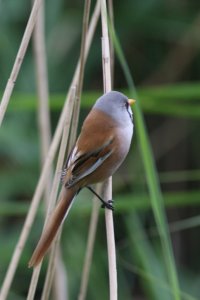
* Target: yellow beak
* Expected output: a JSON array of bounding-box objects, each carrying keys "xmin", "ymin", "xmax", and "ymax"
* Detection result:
[{"xmin": 128, "ymin": 99, "xmax": 136, "ymax": 106}]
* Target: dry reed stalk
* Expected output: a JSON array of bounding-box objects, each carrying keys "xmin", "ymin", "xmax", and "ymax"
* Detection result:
[
  {"xmin": 52, "ymin": 249, "xmax": 68, "ymax": 300},
  {"xmin": 27, "ymin": 87, "xmax": 76, "ymax": 300},
  {"xmin": 39, "ymin": 87, "xmax": 77, "ymax": 300},
  {"xmin": 27, "ymin": 265, "xmax": 42, "ymax": 300},
  {"xmin": 41, "ymin": 88, "xmax": 85, "ymax": 300},
  {"xmin": 78, "ymin": 1, "xmax": 115, "ymax": 298},
  {"xmin": 78, "ymin": 184, "xmax": 102, "ymax": 300},
  {"xmin": 40, "ymin": 1, "xmax": 92, "ymax": 297},
  {"xmin": 103, "ymin": 178, "xmax": 117, "ymax": 300},
  {"xmin": 100, "ymin": 0, "xmax": 118, "ymax": 299},
  {"xmin": 33, "ymin": 1, "xmax": 52, "ymax": 207},
  {"xmin": 41, "ymin": 236, "xmax": 62, "ymax": 300},
  {"xmin": 0, "ymin": 0, "xmax": 43, "ymax": 127},
  {"xmin": 108, "ymin": 0, "xmax": 114, "ymax": 85},
  {"xmin": 33, "ymin": 13, "xmax": 60, "ymax": 294},
  {"xmin": 0, "ymin": 3, "xmax": 100, "ymax": 298},
  {"xmin": 41, "ymin": 227, "xmax": 66, "ymax": 300},
  {"xmin": 67, "ymin": 0, "xmax": 91, "ymax": 155},
  {"xmin": 72, "ymin": 0, "xmax": 92, "ymax": 137}
]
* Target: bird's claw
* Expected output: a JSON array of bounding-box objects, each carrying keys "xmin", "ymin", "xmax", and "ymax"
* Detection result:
[{"xmin": 101, "ymin": 200, "xmax": 114, "ymax": 211}]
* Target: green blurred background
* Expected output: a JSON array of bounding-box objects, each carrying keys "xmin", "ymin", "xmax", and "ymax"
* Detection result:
[{"xmin": 0, "ymin": 0, "xmax": 200, "ymax": 299}]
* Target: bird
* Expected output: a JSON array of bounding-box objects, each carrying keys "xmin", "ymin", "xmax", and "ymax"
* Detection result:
[{"xmin": 29, "ymin": 91, "xmax": 135, "ymax": 267}]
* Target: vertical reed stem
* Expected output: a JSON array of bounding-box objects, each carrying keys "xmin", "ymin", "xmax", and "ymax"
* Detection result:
[
  {"xmin": 0, "ymin": 0, "xmax": 43, "ymax": 127},
  {"xmin": 33, "ymin": 1, "xmax": 52, "ymax": 206},
  {"xmin": 100, "ymin": 0, "xmax": 117, "ymax": 299},
  {"xmin": 78, "ymin": 184, "xmax": 102, "ymax": 300},
  {"xmin": 27, "ymin": 88, "xmax": 76, "ymax": 300},
  {"xmin": 40, "ymin": 0, "xmax": 92, "ymax": 297}
]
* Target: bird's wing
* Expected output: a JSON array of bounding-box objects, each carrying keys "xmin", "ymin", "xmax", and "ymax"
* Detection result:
[
  {"xmin": 64, "ymin": 137, "xmax": 114, "ymax": 188},
  {"xmin": 62, "ymin": 108, "xmax": 118, "ymax": 188}
]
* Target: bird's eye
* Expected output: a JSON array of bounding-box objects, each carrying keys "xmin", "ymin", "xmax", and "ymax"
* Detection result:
[
  {"xmin": 125, "ymin": 101, "xmax": 133, "ymax": 122},
  {"xmin": 125, "ymin": 102, "xmax": 129, "ymax": 109},
  {"xmin": 125, "ymin": 101, "xmax": 130, "ymax": 111}
]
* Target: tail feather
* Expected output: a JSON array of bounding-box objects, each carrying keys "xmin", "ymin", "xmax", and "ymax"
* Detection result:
[{"xmin": 28, "ymin": 188, "xmax": 76, "ymax": 268}]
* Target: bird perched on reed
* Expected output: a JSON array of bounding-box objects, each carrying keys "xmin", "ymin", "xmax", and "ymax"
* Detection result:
[{"xmin": 29, "ymin": 91, "xmax": 135, "ymax": 267}]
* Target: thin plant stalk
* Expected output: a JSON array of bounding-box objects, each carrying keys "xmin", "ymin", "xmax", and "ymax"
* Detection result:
[
  {"xmin": 52, "ymin": 249, "xmax": 68, "ymax": 300},
  {"xmin": 33, "ymin": 13, "xmax": 66, "ymax": 296},
  {"xmin": 40, "ymin": 94, "xmax": 81, "ymax": 299},
  {"xmin": 27, "ymin": 87, "xmax": 76, "ymax": 300},
  {"xmin": 27, "ymin": 265, "xmax": 42, "ymax": 300},
  {"xmin": 33, "ymin": 1, "xmax": 52, "ymax": 206},
  {"xmin": 40, "ymin": 1, "xmax": 92, "ymax": 297},
  {"xmin": 78, "ymin": 184, "xmax": 102, "ymax": 300},
  {"xmin": 39, "ymin": 87, "xmax": 76, "ymax": 300},
  {"xmin": 27, "ymin": 88, "xmax": 75, "ymax": 300},
  {"xmin": 100, "ymin": 0, "xmax": 117, "ymax": 299},
  {"xmin": 0, "ymin": 0, "xmax": 43, "ymax": 127},
  {"xmin": 78, "ymin": 1, "xmax": 116, "ymax": 299},
  {"xmin": 103, "ymin": 178, "xmax": 117, "ymax": 300},
  {"xmin": 71, "ymin": 0, "xmax": 92, "ymax": 140},
  {"xmin": 108, "ymin": 0, "xmax": 114, "ymax": 85},
  {"xmin": 109, "ymin": 23, "xmax": 180, "ymax": 300},
  {"xmin": 41, "ymin": 241, "xmax": 59, "ymax": 300},
  {"xmin": 41, "ymin": 226, "xmax": 63, "ymax": 300},
  {"xmin": 0, "ymin": 3, "xmax": 100, "ymax": 298}
]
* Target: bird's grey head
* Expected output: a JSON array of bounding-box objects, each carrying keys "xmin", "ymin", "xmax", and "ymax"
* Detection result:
[{"xmin": 94, "ymin": 91, "xmax": 134, "ymax": 126}]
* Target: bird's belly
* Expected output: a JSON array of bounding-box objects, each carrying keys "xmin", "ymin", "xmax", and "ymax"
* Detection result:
[
  {"xmin": 117, "ymin": 125, "xmax": 133, "ymax": 158},
  {"xmin": 112, "ymin": 124, "xmax": 133, "ymax": 169}
]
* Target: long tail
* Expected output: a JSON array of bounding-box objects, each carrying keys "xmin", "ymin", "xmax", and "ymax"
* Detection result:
[{"xmin": 28, "ymin": 188, "xmax": 76, "ymax": 268}]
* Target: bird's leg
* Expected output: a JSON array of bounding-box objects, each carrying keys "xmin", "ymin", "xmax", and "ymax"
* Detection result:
[{"xmin": 87, "ymin": 186, "xmax": 114, "ymax": 211}]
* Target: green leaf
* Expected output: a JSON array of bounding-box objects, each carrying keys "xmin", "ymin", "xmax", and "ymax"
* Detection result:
[{"xmin": 109, "ymin": 22, "xmax": 181, "ymax": 300}]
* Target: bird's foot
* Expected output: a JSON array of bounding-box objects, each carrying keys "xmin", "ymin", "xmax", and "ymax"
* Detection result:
[
  {"xmin": 101, "ymin": 199, "xmax": 114, "ymax": 211},
  {"xmin": 87, "ymin": 186, "xmax": 114, "ymax": 211}
]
